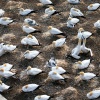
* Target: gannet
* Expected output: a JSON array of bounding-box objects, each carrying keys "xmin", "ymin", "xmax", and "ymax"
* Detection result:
[
  {"xmin": 34, "ymin": 95, "xmax": 50, "ymax": 100},
  {"xmin": 39, "ymin": 0, "xmax": 53, "ymax": 5},
  {"xmin": 67, "ymin": 0, "xmax": 80, "ymax": 4},
  {"xmin": 94, "ymin": 20, "xmax": 100, "ymax": 29}
]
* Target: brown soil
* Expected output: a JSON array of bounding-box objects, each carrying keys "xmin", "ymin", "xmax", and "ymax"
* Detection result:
[{"xmin": 0, "ymin": 0, "xmax": 100, "ymax": 100}]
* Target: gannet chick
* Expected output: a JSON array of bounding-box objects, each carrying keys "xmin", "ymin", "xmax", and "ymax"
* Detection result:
[
  {"xmin": 22, "ymin": 24, "xmax": 37, "ymax": 34},
  {"xmin": 39, "ymin": 0, "xmax": 53, "ymax": 5},
  {"xmin": 26, "ymin": 66, "xmax": 42, "ymax": 76},
  {"xmin": 48, "ymin": 26, "xmax": 65, "ymax": 35},
  {"xmin": 67, "ymin": 0, "xmax": 80, "ymax": 4},
  {"xmin": 71, "ymin": 39, "xmax": 82, "ymax": 59},
  {"xmin": 87, "ymin": 90, "xmax": 100, "ymax": 99},
  {"xmin": 74, "ymin": 59, "xmax": 90, "ymax": 69},
  {"xmin": 94, "ymin": 20, "xmax": 100, "ymax": 29},
  {"xmin": 46, "ymin": 57, "xmax": 57, "ymax": 67},
  {"xmin": 81, "ymin": 39, "xmax": 93, "ymax": 56},
  {"xmin": 70, "ymin": 8, "xmax": 84, "ymax": 17},
  {"xmin": 24, "ymin": 50, "xmax": 40, "ymax": 59},
  {"xmin": 51, "ymin": 66, "xmax": 66, "ymax": 74},
  {"xmin": 24, "ymin": 18, "xmax": 38, "ymax": 26},
  {"xmin": 21, "ymin": 34, "xmax": 39, "ymax": 46},
  {"xmin": 0, "ymin": 80, "xmax": 10, "ymax": 92},
  {"xmin": 45, "ymin": 6, "xmax": 56, "ymax": 16},
  {"xmin": 0, "ymin": 43, "xmax": 5, "ymax": 57},
  {"xmin": 88, "ymin": 3, "xmax": 100, "ymax": 11},
  {"xmin": 77, "ymin": 28, "xmax": 92, "ymax": 39},
  {"xmin": 19, "ymin": 8, "xmax": 34, "ymax": 16},
  {"xmin": 22, "ymin": 84, "xmax": 39, "ymax": 92},
  {"xmin": 34, "ymin": 95, "xmax": 50, "ymax": 100},
  {"xmin": 79, "ymin": 72, "xmax": 96, "ymax": 81},
  {"xmin": 0, "ymin": 63, "xmax": 13, "ymax": 71},
  {"xmin": 0, "ymin": 68, "xmax": 16, "ymax": 78},
  {"xmin": 0, "ymin": 9, "xmax": 5, "ymax": 16},
  {"xmin": 0, "ymin": 17, "xmax": 13, "ymax": 25},
  {"xmin": 48, "ymin": 71, "xmax": 64, "ymax": 80},
  {"xmin": 52, "ymin": 38, "xmax": 66, "ymax": 47},
  {"xmin": 67, "ymin": 17, "xmax": 79, "ymax": 28},
  {"xmin": 3, "ymin": 44, "xmax": 16, "ymax": 52}
]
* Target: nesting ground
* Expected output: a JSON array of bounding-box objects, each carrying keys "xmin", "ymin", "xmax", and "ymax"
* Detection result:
[{"xmin": 0, "ymin": 0, "xmax": 100, "ymax": 100}]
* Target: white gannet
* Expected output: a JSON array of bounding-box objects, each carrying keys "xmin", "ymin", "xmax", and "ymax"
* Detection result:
[
  {"xmin": 0, "ymin": 43, "xmax": 5, "ymax": 57},
  {"xmin": 77, "ymin": 28, "xmax": 92, "ymax": 39},
  {"xmin": 21, "ymin": 34, "xmax": 39, "ymax": 46},
  {"xmin": 67, "ymin": 17, "xmax": 79, "ymax": 28},
  {"xmin": 70, "ymin": 8, "xmax": 84, "ymax": 17},
  {"xmin": 24, "ymin": 18, "xmax": 38, "ymax": 26},
  {"xmin": 67, "ymin": 0, "xmax": 80, "ymax": 4},
  {"xmin": 24, "ymin": 50, "xmax": 40, "ymax": 59},
  {"xmin": 34, "ymin": 95, "xmax": 50, "ymax": 100},
  {"xmin": 19, "ymin": 8, "xmax": 34, "ymax": 16},
  {"xmin": 26, "ymin": 66, "xmax": 42, "ymax": 76},
  {"xmin": 48, "ymin": 26, "xmax": 64, "ymax": 35},
  {"xmin": 52, "ymin": 38, "xmax": 66, "ymax": 47},
  {"xmin": 51, "ymin": 66, "xmax": 66, "ymax": 74},
  {"xmin": 0, "ymin": 9, "xmax": 5, "ymax": 16},
  {"xmin": 46, "ymin": 57, "xmax": 57, "ymax": 67},
  {"xmin": 79, "ymin": 72, "xmax": 96, "ymax": 81},
  {"xmin": 22, "ymin": 84, "xmax": 39, "ymax": 92},
  {"xmin": 39, "ymin": 0, "xmax": 53, "ymax": 5},
  {"xmin": 0, "ymin": 63, "xmax": 13, "ymax": 71},
  {"xmin": 0, "ymin": 80, "xmax": 10, "ymax": 92},
  {"xmin": 48, "ymin": 71, "xmax": 64, "ymax": 80},
  {"xmin": 0, "ymin": 68, "xmax": 15, "ymax": 78},
  {"xmin": 22, "ymin": 24, "xmax": 37, "ymax": 34},
  {"xmin": 81, "ymin": 39, "xmax": 93, "ymax": 56},
  {"xmin": 94, "ymin": 20, "xmax": 100, "ymax": 29},
  {"xmin": 88, "ymin": 3, "xmax": 100, "ymax": 11},
  {"xmin": 3, "ymin": 44, "xmax": 16, "ymax": 52},
  {"xmin": 45, "ymin": 6, "xmax": 56, "ymax": 16},
  {"xmin": 0, "ymin": 17, "xmax": 13, "ymax": 25},
  {"xmin": 74, "ymin": 59, "xmax": 90, "ymax": 69},
  {"xmin": 87, "ymin": 90, "xmax": 100, "ymax": 99},
  {"xmin": 71, "ymin": 39, "xmax": 82, "ymax": 59}
]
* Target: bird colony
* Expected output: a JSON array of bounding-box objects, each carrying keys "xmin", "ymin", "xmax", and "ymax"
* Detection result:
[{"xmin": 0, "ymin": 0, "xmax": 100, "ymax": 100}]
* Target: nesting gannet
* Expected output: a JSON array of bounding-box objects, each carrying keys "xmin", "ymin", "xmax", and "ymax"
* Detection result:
[
  {"xmin": 51, "ymin": 66, "xmax": 66, "ymax": 74},
  {"xmin": 0, "ymin": 43, "xmax": 5, "ymax": 57},
  {"xmin": 48, "ymin": 26, "xmax": 64, "ymax": 35},
  {"xmin": 67, "ymin": 17, "xmax": 79, "ymax": 28},
  {"xmin": 45, "ymin": 6, "xmax": 56, "ymax": 16},
  {"xmin": 79, "ymin": 72, "xmax": 96, "ymax": 81},
  {"xmin": 3, "ymin": 44, "xmax": 16, "ymax": 52},
  {"xmin": 67, "ymin": 0, "xmax": 80, "ymax": 4},
  {"xmin": 81, "ymin": 39, "xmax": 93, "ymax": 56},
  {"xmin": 0, "ymin": 9, "xmax": 5, "ymax": 16},
  {"xmin": 22, "ymin": 84, "xmax": 39, "ymax": 92},
  {"xmin": 34, "ymin": 95, "xmax": 50, "ymax": 100},
  {"xmin": 0, "ymin": 63, "xmax": 13, "ymax": 71},
  {"xmin": 24, "ymin": 18, "xmax": 38, "ymax": 26},
  {"xmin": 77, "ymin": 28, "xmax": 92, "ymax": 39},
  {"xmin": 70, "ymin": 8, "xmax": 84, "ymax": 17},
  {"xmin": 26, "ymin": 66, "xmax": 42, "ymax": 76},
  {"xmin": 88, "ymin": 3, "xmax": 100, "ymax": 11},
  {"xmin": 0, "ymin": 80, "xmax": 10, "ymax": 92},
  {"xmin": 19, "ymin": 8, "xmax": 34, "ymax": 16},
  {"xmin": 22, "ymin": 24, "xmax": 37, "ymax": 34},
  {"xmin": 21, "ymin": 34, "xmax": 39, "ymax": 46},
  {"xmin": 52, "ymin": 38, "xmax": 66, "ymax": 47},
  {"xmin": 0, "ymin": 17, "xmax": 13, "ymax": 25},
  {"xmin": 46, "ymin": 57, "xmax": 57, "ymax": 67},
  {"xmin": 24, "ymin": 50, "xmax": 40, "ymax": 59},
  {"xmin": 48, "ymin": 71, "xmax": 64, "ymax": 80},
  {"xmin": 74, "ymin": 59, "xmax": 90, "ymax": 69},
  {"xmin": 94, "ymin": 20, "xmax": 100, "ymax": 29},
  {"xmin": 71, "ymin": 39, "xmax": 81, "ymax": 59},
  {"xmin": 87, "ymin": 90, "xmax": 100, "ymax": 99},
  {"xmin": 0, "ymin": 68, "xmax": 15, "ymax": 78},
  {"xmin": 39, "ymin": 0, "xmax": 53, "ymax": 5}
]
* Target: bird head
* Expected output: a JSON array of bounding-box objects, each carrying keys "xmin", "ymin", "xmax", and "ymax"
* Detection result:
[
  {"xmin": 89, "ymin": 4, "xmax": 93, "ymax": 7},
  {"xmin": 77, "ymin": 61, "xmax": 82, "ymax": 64},
  {"xmin": 48, "ymin": 26, "xmax": 52, "ymax": 30},
  {"xmin": 2, "ymin": 17, "xmax": 8, "ymax": 21},
  {"xmin": 27, "ymin": 34, "xmax": 33, "ymax": 38},
  {"xmin": 89, "ymin": 91, "xmax": 93, "ymax": 96},
  {"xmin": 73, "ymin": 8, "xmax": 78, "ymax": 12},
  {"xmin": 0, "ymin": 68, "xmax": 4, "ymax": 72},
  {"xmin": 49, "ymin": 6, "xmax": 54, "ymax": 10},
  {"xmin": 27, "ymin": 66, "xmax": 32, "ymax": 70},
  {"xmin": 68, "ymin": 17, "xmax": 72, "ymax": 20},
  {"xmin": 56, "ymin": 66, "xmax": 59, "ymax": 69},
  {"xmin": 79, "ymin": 28, "xmax": 84, "ymax": 32},
  {"xmin": 79, "ymin": 72, "xmax": 84, "ymax": 75},
  {"xmin": 25, "ymin": 85, "xmax": 28, "ymax": 89},
  {"xmin": 24, "ymin": 50, "xmax": 30, "ymax": 55},
  {"xmin": 20, "ymin": 8, "xmax": 24, "ymax": 11},
  {"xmin": 53, "ymin": 72, "xmax": 57, "ymax": 75},
  {"xmin": 3, "ymin": 63, "xmax": 7, "ymax": 67}
]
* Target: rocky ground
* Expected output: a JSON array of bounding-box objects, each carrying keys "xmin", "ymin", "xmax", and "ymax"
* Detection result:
[{"xmin": 0, "ymin": 0, "xmax": 100, "ymax": 100}]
